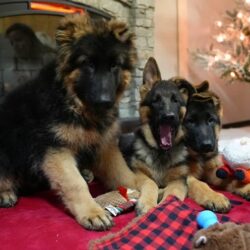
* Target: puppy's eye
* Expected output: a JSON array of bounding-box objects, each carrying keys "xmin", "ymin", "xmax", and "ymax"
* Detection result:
[
  {"xmin": 76, "ymin": 55, "xmax": 87, "ymax": 65},
  {"xmin": 87, "ymin": 62, "xmax": 95, "ymax": 71},
  {"xmin": 208, "ymin": 117, "xmax": 216, "ymax": 124},
  {"xmin": 77, "ymin": 55, "xmax": 94, "ymax": 70},
  {"xmin": 153, "ymin": 94, "xmax": 161, "ymax": 103},
  {"xmin": 171, "ymin": 95, "xmax": 178, "ymax": 103},
  {"xmin": 110, "ymin": 63, "xmax": 121, "ymax": 72},
  {"xmin": 186, "ymin": 118, "xmax": 195, "ymax": 125}
]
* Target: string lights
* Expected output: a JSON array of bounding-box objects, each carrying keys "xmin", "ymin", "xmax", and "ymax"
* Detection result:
[{"xmin": 192, "ymin": 0, "xmax": 250, "ymax": 83}]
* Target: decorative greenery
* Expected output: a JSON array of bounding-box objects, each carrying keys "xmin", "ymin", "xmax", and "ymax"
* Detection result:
[{"xmin": 192, "ymin": 0, "xmax": 250, "ymax": 83}]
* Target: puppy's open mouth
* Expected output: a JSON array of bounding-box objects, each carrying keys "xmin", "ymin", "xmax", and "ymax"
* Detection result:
[{"xmin": 159, "ymin": 124, "xmax": 175, "ymax": 150}]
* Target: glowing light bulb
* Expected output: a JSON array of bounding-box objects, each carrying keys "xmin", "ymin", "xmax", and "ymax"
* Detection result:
[
  {"xmin": 237, "ymin": 12, "xmax": 243, "ymax": 19},
  {"xmin": 224, "ymin": 53, "xmax": 232, "ymax": 61},
  {"xmin": 230, "ymin": 72, "xmax": 236, "ymax": 78},
  {"xmin": 240, "ymin": 33, "xmax": 245, "ymax": 41},
  {"xmin": 216, "ymin": 21, "xmax": 223, "ymax": 27},
  {"xmin": 208, "ymin": 61, "xmax": 213, "ymax": 68},
  {"xmin": 214, "ymin": 55, "xmax": 220, "ymax": 61},
  {"xmin": 216, "ymin": 34, "xmax": 225, "ymax": 43}
]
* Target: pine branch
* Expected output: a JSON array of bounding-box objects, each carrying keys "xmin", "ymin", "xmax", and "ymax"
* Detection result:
[{"xmin": 191, "ymin": 0, "xmax": 250, "ymax": 83}]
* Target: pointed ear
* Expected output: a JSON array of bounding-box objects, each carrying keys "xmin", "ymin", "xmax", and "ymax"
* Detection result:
[
  {"xmin": 108, "ymin": 20, "xmax": 134, "ymax": 43},
  {"xmin": 211, "ymin": 94, "xmax": 223, "ymax": 119},
  {"xmin": 192, "ymin": 92, "xmax": 223, "ymax": 119},
  {"xmin": 140, "ymin": 57, "xmax": 161, "ymax": 100},
  {"xmin": 173, "ymin": 78, "xmax": 196, "ymax": 103},
  {"xmin": 195, "ymin": 80, "xmax": 209, "ymax": 93},
  {"xmin": 143, "ymin": 57, "xmax": 162, "ymax": 88},
  {"xmin": 55, "ymin": 14, "xmax": 92, "ymax": 46}
]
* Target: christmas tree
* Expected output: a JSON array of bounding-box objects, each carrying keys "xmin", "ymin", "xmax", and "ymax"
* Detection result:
[{"xmin": 192, "ymin": 0, "xmax": 250, "ymax": 83}]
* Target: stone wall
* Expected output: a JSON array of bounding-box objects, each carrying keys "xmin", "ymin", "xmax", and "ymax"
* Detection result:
[{"xmin": 72, "ymin": 0, "xmax": 155, "ymax": 117}]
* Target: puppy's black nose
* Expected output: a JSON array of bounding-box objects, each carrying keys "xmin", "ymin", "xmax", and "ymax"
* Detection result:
[
  {"xmin": 94, "ymin": 100, "xmax": 114, "ymax": 109},
  {"xmin": 93, "ymin": 94, "xmax": 114, "ymax": 109},
  {"xmin": 161, "ymin": 113, "xmax": 176, "ymax": 122},
  {"xmin": 200, "ymin": 140, "xmax": 213, "ymax": 152}
]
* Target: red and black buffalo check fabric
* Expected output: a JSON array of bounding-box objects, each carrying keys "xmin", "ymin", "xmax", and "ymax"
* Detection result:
[{"xmin": 90, "ymin": 196, "xmax": 229, "ymax": 250}]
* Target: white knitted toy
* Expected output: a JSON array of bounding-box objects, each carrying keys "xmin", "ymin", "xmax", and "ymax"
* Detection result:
[{"xmin": 216, "ymin": 137, "xmax": 250, "ymax": 183}]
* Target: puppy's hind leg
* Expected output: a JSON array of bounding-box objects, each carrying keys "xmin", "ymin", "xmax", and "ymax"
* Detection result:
[
  {"xmin": 0, "ymin": 179, "xmax": 17, "ymax": 207},
  {"xmin": 0, "ymin": 153, "xmax": 18, "ymax": 207}
]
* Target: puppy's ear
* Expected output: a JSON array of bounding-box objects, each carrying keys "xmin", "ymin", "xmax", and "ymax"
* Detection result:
[
  {"xmin": 56, "ymin": 17, "xmax": 75, "ymax": 46},
  {"xmin": 192, "ymin": 92, "xmax": 223, "ymax": 119},
  {"xmin": 143, "ymin": 57, "xmax": 162, "ymax": 87},
  {"xmin": 55, "ymin": 14, "xmax": 93, "ymax": 80},
  {"xmin": 56, "ymin": 14, "xmax": 92, "ymax": 46},
  {"xmin": 195, "ymin": 80, "xmax": 209, "ymax": 93},
  {"xmin": 173, "ymin": 78, "xmax": 196, "ymax": 103},
  {"xmin": 108, "ymin": 20, "xmax": 137, "ymax": 68},
  {"xmin": 211, "ymin": 94, "xmax": 223, "ymax": 119},
  {"xmin": 140, "ymin": 57, "xmax": 161, "ymax": 100},
  {"xmin": 109, "ymin": 20, "xmax": 134, "ymax": 43}
]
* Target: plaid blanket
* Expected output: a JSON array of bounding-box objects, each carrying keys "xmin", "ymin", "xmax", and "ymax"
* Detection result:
[{"xmin": 90, "ymin": 196, "xmax": 229, "ymax": 250}]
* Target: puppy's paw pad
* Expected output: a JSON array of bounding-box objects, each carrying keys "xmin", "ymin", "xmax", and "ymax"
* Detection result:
[{"xmin": 0, "ymin": 190, "xmax": 17, "ymax": 208}]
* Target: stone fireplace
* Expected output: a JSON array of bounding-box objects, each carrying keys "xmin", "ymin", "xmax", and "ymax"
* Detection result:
[{"xmin": 0, "ymin": 0, "xmax": 155, "ymax": 118}]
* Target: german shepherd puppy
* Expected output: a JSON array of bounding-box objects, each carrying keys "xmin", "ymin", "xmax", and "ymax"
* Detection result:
[
  {"xmin": 183, "ymin": 81, "xmax": 231, "ymax": 212},
  {"xmin": 0, "ymin": 14, "xmax": 158, "ymax": 231},
  {"xmin": 184, "ymin": 82, "xmax": 250, "ymax": 210},
  {"xmin": 129, "ymin": 58, "xmax": 195, "ymax": 204}
]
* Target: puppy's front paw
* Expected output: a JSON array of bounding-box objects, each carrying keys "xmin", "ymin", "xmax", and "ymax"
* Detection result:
[
  {"xmin": 160, "ymin": 183, "xmax": 187, "ymax": 203},
  {"xmin": 0, "ymin": 190, "xmax": 17, "ymax": 208},
  {"xmin": 233, "ymin": 183, "xmax": 250, "ymax": 201},
  {"xmin": 136, "ymin": 196, "xmax": 157, "ymax": 216},
  {"xmin": 203, "ymin": 193, "xmax": 231, "ymax": 213},
  {"xmin": 78, "ymin": 204, "xmax": 113, "ymax": 231}
]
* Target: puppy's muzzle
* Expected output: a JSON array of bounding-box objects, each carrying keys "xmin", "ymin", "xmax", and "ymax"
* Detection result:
[
  {"xmin": 93, "ymin": 93, "xmax": 114, "ymax": 109},
  {"xmin": 200, "ymin": 139, "xmax": 214, "ymax": 153}
]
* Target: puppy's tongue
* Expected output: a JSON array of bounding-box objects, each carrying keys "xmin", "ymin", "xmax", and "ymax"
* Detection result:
[{"xmin": 159, "ymin": 125, "xmax": 172, "ymax": 150}]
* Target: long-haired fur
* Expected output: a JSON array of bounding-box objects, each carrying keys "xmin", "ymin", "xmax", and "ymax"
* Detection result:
[{"xmin": 0, "ymin": 14, "xmax": 141, "ymax": 231}]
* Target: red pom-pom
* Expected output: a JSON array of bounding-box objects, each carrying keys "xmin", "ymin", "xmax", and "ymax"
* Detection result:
[{"xmin": 118, "ymin": 186, "xmax": 128, "ymax": 200}]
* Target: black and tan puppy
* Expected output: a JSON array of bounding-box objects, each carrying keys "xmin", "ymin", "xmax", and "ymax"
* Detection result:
[
  {"xmin": 0, "ymin": 14, "xmax": 158, "ymax": 231},
  {"xmin": 184, "ymin": 82, "xmax": 250, "ymax": 209},
  {"xmin": 129, "ymin": 58, "xmax": 195, "ymax": 205},
  {"xmin": 182, "ymin": 81, "xmax": 231, "ymax": 212}
]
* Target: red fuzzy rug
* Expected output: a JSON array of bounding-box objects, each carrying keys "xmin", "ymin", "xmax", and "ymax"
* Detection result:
[{"xmin": 1, "ymin": 181, "xmax": 250, "ymax": 250}]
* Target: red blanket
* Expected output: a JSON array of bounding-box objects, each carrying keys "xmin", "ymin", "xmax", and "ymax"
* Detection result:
[
  {"xmin": 1, "ymin": 182, "xmax": 250, "ymax": 250},
  {"xmin": 90, "ymin": 196, "xmax": 231, "ymax": 250}
]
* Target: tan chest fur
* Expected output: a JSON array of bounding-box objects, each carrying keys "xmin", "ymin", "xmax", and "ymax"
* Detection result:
[
  {"xmin": 151, "ymin": 163, "xmax": 189, "ymax": 188},
  {"xmin": 51, "ymin": 121, "xmax": 119, "ymax": 152},
  {"xmin": 189, "ymin": 154, "xmax": 223, "ymax": 183},
  {"xmin": 132, "ymin": 138, "xmax": 188, "ymax": 188}
]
